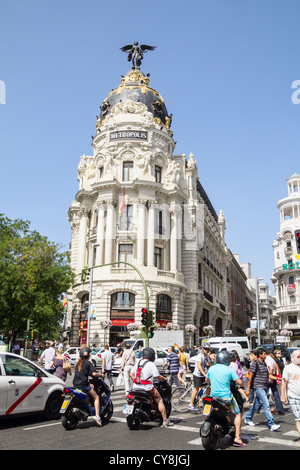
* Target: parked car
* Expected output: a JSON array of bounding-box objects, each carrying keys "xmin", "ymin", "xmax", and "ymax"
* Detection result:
[
  {"xmin": 0, "ymin": 352, "xmax": 64, "ymax": 419},
  {"xmin": 63, "ymin": 347, "xmax": 81, "ymax": 366},
  {"xmin": 90, "ymin": 347, "xmax": 118, "ymax": 367}
]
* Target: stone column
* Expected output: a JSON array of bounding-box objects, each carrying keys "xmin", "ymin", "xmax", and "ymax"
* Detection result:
[
  {"xmin": 137, "ymin": 201, "xmax": 146, "ymax": 266},
  {"xmin": 77, "ymin": 207, "xmax": 88, "ymax": 272},
  {"xmin": 147, "ymin": 202, "xmax": 155, "ymax": 266},
  {"xmin": 105, "ymin": 201, "xmax": 115, "ymax": 264},
  {"xmin": 96, "ymin": 202, "xmax": 105, "ymax": 266},
  {"xmin": 170, "ymin": 207, "xmax": 178, "ymax": 272}
]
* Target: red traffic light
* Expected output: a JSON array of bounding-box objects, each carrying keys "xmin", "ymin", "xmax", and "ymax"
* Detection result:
[{"xmin": 141, "ymin": 307, "xmax": 148, "ymax": 314}]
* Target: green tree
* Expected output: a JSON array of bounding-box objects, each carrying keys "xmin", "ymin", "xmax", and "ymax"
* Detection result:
[{"xmin": 0, "ymin": 214, "xmax": 75, "ymax": 343}]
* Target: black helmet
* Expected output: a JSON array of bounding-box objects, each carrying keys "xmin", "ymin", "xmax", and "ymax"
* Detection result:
[
  {"xmin": 216, "ymin": 350, "xmax": 231, "ymax": 366},
  {"xmin": 79, "ymin": 347, "xmax": 91, "ymax": 359},
  {"xmin": 143, "ymin": 347, "xmax": 155, "ymax": 362}
]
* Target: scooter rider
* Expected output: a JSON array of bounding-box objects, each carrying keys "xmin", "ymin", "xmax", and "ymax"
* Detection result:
[
  {"xmin": 73, "ymin": 347, "xmax": 103, "ymax": 427},
  {"xmin": 205, "ymin": 350, "xmax": 246, "ymax": 447},
  {"xmin": 130, "ymin": 347, "xmax": 174, "ymax": 427}
]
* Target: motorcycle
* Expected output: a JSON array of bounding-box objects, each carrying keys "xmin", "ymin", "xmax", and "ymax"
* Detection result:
[
  {"xmin": 123, "ymin": 375, "xmax": 172, "ymax": 430},
  {"xmin": 200, "ymin": 382, "xmax": 244, "ymax": 450},
  {"xmin": 60, "ymin": 376, "xmax": 113, "ymax": 430}
]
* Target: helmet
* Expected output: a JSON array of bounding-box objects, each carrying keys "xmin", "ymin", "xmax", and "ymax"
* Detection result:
[
  {"xmin": 79, "ymin": 347, "xmax": 91, "ymax": 359},
  {"xmin": 216, "ymin": 350, "xmax": 231, "ymax": 366},
  {"xmin": 143, "ymin": 347, "xmax": 155, "ymax": 362}
]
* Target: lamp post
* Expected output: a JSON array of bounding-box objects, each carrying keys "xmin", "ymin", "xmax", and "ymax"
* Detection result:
[{"xmin": 256, "ymin": 277, "xmax": 263, "ymax": 346}]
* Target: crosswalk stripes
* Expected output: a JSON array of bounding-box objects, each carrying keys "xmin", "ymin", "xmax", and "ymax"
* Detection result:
[{"xmin": 111, "ymin": 388, "xmax": 300, "ymax": 449}]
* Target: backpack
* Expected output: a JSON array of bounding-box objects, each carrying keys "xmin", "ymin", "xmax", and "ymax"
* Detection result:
[{"xmin": 133, "ymin": 359, "xmax": 152, "ymax": 385}]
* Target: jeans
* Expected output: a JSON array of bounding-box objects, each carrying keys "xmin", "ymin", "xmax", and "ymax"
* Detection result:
[
  {"xmin": 268, "ymin": 381, "xmax": 285, "ymax": 413},
  {"xmin": 246, "ymin": 387, "xmax": 275, "ymax": 428},
  {"xmin": 104, "ymin": 370, "xmax": 114, "ymax": 388}
]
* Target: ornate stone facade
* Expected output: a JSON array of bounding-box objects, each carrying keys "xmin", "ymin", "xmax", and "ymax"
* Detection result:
[{"xmin": 66, "ymin": 68, "xmax": 231, "ymax": 346}]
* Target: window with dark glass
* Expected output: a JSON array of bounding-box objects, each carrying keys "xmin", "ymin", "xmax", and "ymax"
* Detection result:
[
  {"xmin": 119, "ymin": 204, "xmax": 133, "ymax": 230},
  {"xmin": 118, "ymin": 244, "xmax": 133, "ymax": 264},
  {"xmin": 111, "ymin": 292, "xmax": 135, "ymax": 309},
  {"xmin": 123, "ymin": 162, "xmax": 133, "ymax": 181},
  {"xmin": 155, "ymin": 165, "xmax": 162, "ymax": 183},
  {"xmin": 154, "ymin": 247, "xmax": 162, "ymax": 270}
]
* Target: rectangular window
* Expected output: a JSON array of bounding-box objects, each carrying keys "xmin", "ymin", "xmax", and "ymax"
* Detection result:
[
  {"xmin": 118, "ymin": 244, "xmax": 133, "ymax": 265},
  {"xmin": 123, "ymin": 162, "xmax": 133, "ymax": 181},
  {"xmin": 155, "ymin": 165, "xmax": 162, "ymax": 183},
  {"xmin": 119, "ymin": 205, "xmax": 133, "ymax": 231},
  {"xmin": 154, "ymin": 246, "xmax": 162, "ymax": 270},
  {"xmin": 155, "ymin": 210, "xmax": 163, "ymax": 235}
]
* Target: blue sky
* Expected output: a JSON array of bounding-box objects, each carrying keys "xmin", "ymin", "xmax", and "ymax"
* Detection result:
[{"xmin": 1, "ymin": 0, "xmax": 299, "ymax": 294}]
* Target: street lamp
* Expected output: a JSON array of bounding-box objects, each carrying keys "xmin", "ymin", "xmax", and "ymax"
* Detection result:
[{"xmin": 256, "ymin": 277, "xmax": 263, "ymax": 346}]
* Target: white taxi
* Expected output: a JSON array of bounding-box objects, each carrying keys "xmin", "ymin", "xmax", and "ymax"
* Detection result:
[{"xmin": 0, "ymin": 352, "xmax": 64, "ymax": 419}]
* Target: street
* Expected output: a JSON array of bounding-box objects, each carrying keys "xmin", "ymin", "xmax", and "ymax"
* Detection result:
[{"xmin": 0, "ymin": 372, "xmax": 299, "ymax": 453}]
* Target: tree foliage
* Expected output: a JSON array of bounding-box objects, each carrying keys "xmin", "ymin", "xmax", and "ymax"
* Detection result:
[{"xmin": 0, "ymin": 214, "xmax": 75, "ymax": 341}]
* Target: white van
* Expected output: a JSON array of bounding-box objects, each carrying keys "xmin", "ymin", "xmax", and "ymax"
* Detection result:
[
  {"xmin": 204, "ymin": 336, "xmax": 250, "ymax": 362},
  {"xmin": 207, "ymin": 343, "xmax": 244, "ymax": 363}
]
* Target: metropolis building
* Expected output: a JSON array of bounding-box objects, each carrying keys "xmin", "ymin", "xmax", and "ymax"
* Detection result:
[
  {"xmin": 272, "ymin": 174, "xmax": 300, "ymax": 347},
  {"xmin": 65, "ymin": 48, "xmax": 233, "ymax": 346}
]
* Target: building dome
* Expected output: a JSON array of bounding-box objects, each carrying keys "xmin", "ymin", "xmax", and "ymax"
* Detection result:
[{"xmin": 98, "ymin": 69, "xmax": 172, "ymax": 132}]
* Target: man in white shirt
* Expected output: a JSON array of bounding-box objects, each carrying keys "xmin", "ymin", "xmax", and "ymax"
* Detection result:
[
  {"xmin": 130, "ymin": 347, "xmax": 174, "ymax": 427},
  {"xmin": 102, "ymin": 345, "xmax": 115, "ymax": 391},
  {"xmin": 265, "ymin": 350, "xmax": 285, "ymax": 415},
  {"xmin": 40, "ymin": 342, "xmax": 56, "ymax": 374},
  {"xmin": 281, "ymin": 349, "xmax": 300, "ymax": 443},
  {"xmin": 189, "ymin": 345, "xmax": 211, "ymax": 411}
]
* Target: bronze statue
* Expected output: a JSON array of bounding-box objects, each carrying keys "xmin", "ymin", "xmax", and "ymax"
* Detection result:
[{"xmin": 120, "ymin": 42, "xmax": 156, "ymax": 69}]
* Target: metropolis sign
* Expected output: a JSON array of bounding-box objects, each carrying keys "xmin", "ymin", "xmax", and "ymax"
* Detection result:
[{"xmin": 110, "ymin": 130, "xmax": 148, "ymax": 141}]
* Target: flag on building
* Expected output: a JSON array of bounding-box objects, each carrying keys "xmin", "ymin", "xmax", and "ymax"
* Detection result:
[
  {"xmin": 119, "ymin": 188, "xmax": 125, "ymax": 217},
  {"xmin": 63, "ymin": 297, "xmax": 68, "ymax": 309}
]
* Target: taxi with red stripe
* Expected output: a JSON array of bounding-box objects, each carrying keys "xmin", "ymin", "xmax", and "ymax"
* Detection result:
[{"xmin": 0, "ymin": 352, "xmax": 64, "ymax": 419}]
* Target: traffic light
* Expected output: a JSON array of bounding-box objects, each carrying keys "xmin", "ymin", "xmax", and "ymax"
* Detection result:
[
  {"xmin": 29, "ymin": 320, "xmax": 34, "ymax": 330},
  {"xmin": 295, "ymin": 230, "xmax": 300, "ymax": 254},
  {"xmin": 149, "ymin": 327, "xmax": 155, "ymax": 338},
  {"xmin": 141, "ymin": 307, "xmax": 148, "ymax": 326},
  {"xmin": 81, "ymin": 267, "xmax": 91, "ymax": 282}
]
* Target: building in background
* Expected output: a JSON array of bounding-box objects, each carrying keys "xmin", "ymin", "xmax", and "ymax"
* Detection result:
[{"xmin": 272, "ymin": 174, "xmax": 300, "ymax": 347}]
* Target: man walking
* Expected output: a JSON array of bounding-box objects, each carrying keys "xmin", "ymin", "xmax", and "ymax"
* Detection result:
[
  {"xmin": 245, "ymin": 347, "xmax": 281, "ymax": 431},
  {"xmin": 40, "ymin": 341, "xmax": 56, "ymax": 374},
  {"xmin": 281, "ymin": 349, "xmax": 300, "ymax": 443},
  {"xmin": 102, "ymin": 344, "xmax": 115, "ymax": 391},
  {"xmin": 162, "ymin": 346, "xmax": 181, "ymax": 387},
  {"xmin": 189, "ymin": 344, "xmax": 211, "ymax": 411}
]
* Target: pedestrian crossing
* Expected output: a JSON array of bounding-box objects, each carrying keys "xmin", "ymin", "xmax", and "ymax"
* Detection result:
[{"xmin": 111, "ymin": 387, "xmax": 300, "ymax": 449}]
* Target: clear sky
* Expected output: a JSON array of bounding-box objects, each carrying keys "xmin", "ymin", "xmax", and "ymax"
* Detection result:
[{"xmin": 1, "ymin": 0, "xmax": 299, "ymax": 294}]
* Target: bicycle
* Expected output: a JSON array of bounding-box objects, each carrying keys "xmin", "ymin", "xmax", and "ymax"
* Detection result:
[{"xmin": 171, "ymin": 375, "xmax": 210, "ymax": 413}]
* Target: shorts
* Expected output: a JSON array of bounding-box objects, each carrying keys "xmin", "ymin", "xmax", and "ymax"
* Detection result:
[
  {"xmin": 223, "ymin": 396, "xmax": 240, "ymax": 415},
  {"xmin": 148, "ymin": 387, "xmax": 162, "ymax": 402},
  {"xmin": 193, "ymin": 375, "xmax": 206, "ymax": 388},
  {"xmin": 80, "ymin": 384, "xmax": 92, "ymax": 392},
  {"xmin": 288, "ymin": 396, "xmax": 300, "ymax": 421}
]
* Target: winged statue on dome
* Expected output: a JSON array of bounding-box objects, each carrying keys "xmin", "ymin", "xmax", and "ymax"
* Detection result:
[{"xmin": 120, "ymin": 42, "xmax": 156, "ymax": 69}]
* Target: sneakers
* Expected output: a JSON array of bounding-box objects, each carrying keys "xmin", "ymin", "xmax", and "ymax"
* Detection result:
[
  {"xmin": 162, "ymin": 419, "xmax": 174, "ymax": 428},
  {"xmin": 270, "ymin": 424, "xmax": 280, "ymax": 431},
  {"xmin": 92, "ymin": 415, "xmax": 102, "ymax": 427},
  {"xmin": 188, "ymin": 405, "xmax": 198, "ymax": 411},
  {"xmin": 244, "ymin": 419, "xmax": 255, "ymax": 427}
]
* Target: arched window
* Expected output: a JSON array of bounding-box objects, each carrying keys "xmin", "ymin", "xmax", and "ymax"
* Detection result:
[
  {"xmin": 290, "ymin": 295, "xmax": 296, "ymax": 305},
  {"xmin": 111, "ymin": 292, "xmax": 135, "ymax": 309}
]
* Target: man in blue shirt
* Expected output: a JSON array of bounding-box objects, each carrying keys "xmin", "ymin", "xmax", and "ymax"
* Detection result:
[{"xmin": 206, "ymin": 350, "xmax": 246, "ymax": 447}]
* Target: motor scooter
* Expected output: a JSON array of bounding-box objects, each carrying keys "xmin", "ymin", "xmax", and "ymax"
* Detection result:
[
  {"xmin": 199, "ymin": 382, "xmax": 244, "ymax": 450},
  {"xmin": 60, "ymin": 376, "xmax": 113, "ymax": 430},
  {"xmin": 123, "ymin": 375, "xmax": 172, "ymax": 430}
]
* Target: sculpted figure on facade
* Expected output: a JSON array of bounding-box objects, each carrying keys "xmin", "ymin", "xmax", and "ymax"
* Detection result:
[{"xmin": 165, "ymin": 159, "xmax": 180, "ymax": 188}]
